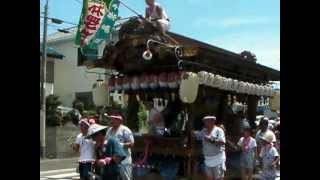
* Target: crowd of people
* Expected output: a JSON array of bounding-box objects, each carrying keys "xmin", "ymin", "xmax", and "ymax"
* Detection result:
[
  {"xmin": 71, "ymin": 91, "xmax": 280, "ymax": 180},
  {"xmin": 71, "ymin": 111, "xmax": 280, "ymax": 180},
  {"xmin": 72, "ymin": 114, "xmax": 134, "ymax": 180},
  {"xmin": 195, "ymin": 115, "xmax": 280, "ymax": 180}
]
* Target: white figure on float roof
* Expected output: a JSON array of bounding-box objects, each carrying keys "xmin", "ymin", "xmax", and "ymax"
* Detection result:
[{"xmin": 144, "ymin": 0, "xmax": 179, "ymax": 45}]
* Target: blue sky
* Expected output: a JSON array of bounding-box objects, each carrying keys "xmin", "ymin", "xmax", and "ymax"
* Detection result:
[{"xmin": 40, "ymin": 0, "xmax": 280, "ymax": 70}]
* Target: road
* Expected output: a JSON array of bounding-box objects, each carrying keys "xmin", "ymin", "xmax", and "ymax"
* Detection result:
[
  {"xmin": 40, "ymin": 158, "xmax": 280, "ymax": 180},
  {"xmin": 40, "ymin": 158, "xmax": 79, "ymax": 180}
]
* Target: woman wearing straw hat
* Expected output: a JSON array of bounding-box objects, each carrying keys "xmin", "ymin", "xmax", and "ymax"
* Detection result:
[
  {"xmin": 86, "ymin": 123, "xmax": 126, "ymax": 180},
  {"xmin": 258, "ymin": 131, "xmax": 280, "ymax": 180}
]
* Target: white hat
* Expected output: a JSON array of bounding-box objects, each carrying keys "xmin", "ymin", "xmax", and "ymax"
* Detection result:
[
  {"xmin": 86, "ymin": 124, "xmax": 108, "ymax": 139},
  {"xmin": 202, "ymin": 116, "xmax": 217, "ymax": 121},
  {"xmin": 104, "ymin": 113, "xmax": 123, "ymax": 121},
  {"xmin": 261, "ymin": 131, "xmax": 275, "ymax": 143}
]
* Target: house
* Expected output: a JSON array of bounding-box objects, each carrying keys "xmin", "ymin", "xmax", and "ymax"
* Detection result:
[
  {"xmin": 40, "ymin": 47, "xmax": 64, "ymax": 98},
  {"xmin": 45, "ymin": 29, "xmax": 116, "ymax": 109}
]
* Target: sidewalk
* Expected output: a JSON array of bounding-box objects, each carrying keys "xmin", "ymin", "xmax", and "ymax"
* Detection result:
[
  {"xmin": 40, "ymin": 157, "xmax": 78, "ymax": 171},
  {"xmin": 40, "ymin": 157, "xmax": 78, "ymax": 163}
]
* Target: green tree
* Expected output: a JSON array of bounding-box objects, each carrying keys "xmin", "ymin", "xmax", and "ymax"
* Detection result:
[
  {"xmin": 46, "ymin": 95, "xmax": 62, "ymax": 126},
  {"xmin": 73, "ymin": 99, "xmax": 84, "ymax": 115}
]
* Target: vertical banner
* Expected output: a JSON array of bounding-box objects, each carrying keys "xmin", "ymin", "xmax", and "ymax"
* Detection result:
[{"xmin": 75, "ymin": 0, "xmax": 120, "ymax": 61}]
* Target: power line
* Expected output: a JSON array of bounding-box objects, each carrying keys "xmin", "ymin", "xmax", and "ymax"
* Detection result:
[
  {"xmin": 74, "ymin": 0, "xmax": 82, "ymax": 5},
  {"xmin": 40, "ymin": 16, "xmax": 77, "ymax": 25}
]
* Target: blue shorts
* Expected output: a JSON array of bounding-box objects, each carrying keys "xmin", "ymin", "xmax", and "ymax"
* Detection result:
[
  {"xmin": 79, "ymin": 162, "xmax": 92, "ymax": 180},
  {"xmin": 240, "ymin": 153, "xmax": 255, "ymax": 170}
]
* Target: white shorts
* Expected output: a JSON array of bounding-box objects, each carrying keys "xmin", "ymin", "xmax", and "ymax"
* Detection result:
[
  {"xmin": 153, "ymin": 19, "xmax": 170, "ymax": 32},
  {"xmin": 204, "ymin": 163, "xmax": 226, "ymax": 179}
]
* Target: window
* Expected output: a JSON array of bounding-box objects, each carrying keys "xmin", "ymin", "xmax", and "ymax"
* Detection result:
[{"xmin": 75, "ymin": 92, "xmax": 94, "ymax": 110}]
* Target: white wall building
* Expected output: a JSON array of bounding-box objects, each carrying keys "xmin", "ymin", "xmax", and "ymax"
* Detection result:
[
  {"xmin": 47, "ymin": 30, "xmax": 106, "ymax": 108},
  {"xmin": 45, "ymin": 29, "xmax": 123, "ymax": 108}
]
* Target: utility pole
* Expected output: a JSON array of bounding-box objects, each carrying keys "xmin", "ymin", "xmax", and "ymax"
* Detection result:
[{"xmin": 40, "ymin": 0, "xmax": 49, "ymax": 158}]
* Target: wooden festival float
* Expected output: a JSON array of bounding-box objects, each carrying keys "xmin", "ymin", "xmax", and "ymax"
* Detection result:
[{"xmin": 86, "ymin": 17, "xmax": 280, "ymax": 179}]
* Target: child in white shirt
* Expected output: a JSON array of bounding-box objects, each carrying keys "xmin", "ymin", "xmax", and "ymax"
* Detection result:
[
  {"xmin": 237, "ymin": 127, "xmax": 257, "ymax": 180},
  {"xmin": 72, "ymin": 118, "xmax": 96, "ymax": 180},
  {"xmin": 259, "ymin": 132, "xmax": 280, "ymax": 180}
]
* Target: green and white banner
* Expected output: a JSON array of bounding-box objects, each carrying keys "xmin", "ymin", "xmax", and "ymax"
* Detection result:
[{"xmin": 75, "ymin": 0, "xmax": 119, "ymax": 59}]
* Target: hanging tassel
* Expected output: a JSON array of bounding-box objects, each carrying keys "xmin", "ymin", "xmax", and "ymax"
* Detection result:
[{"xmin": 227, "ymin": 94, "xmax": 232, "ymax": 106}]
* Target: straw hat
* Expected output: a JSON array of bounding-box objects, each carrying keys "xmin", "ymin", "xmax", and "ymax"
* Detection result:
[
  {"xmin": 86, "ymin": 124, "xmax": 108, "ymax": 139},
  {"xmin": 261, "ymin": 131, "xmax": 275, "ymax": 143}
]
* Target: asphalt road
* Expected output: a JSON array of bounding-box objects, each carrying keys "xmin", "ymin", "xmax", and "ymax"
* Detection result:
[{"xmin": 40, "ymin": 158, "xmax": 78, "ymax": 171}]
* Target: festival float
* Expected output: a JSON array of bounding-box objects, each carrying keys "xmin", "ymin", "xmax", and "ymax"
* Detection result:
[
  {"xmin": 84, "ymin": 17, "xmax": 280, "ymax": 179},
  {"xmin": 76, "ymin": 1, "xmax": 280, "ymax": 179}
]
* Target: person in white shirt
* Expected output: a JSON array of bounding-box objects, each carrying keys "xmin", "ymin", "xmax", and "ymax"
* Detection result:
[
  {"xmin": 237, "ymin": 127, "xmax": 257, "ymax": 180},
  {"xmin": 193, "ymin": 116, "xmax": 226, "ymax": 180},
  {"xmin": 144, "ymin": 0, "xmax": 179, "ymax": 45},
  {"xmin": 72, "ymin": 118, "xmax": 96, "ymax": 180},
  {"xmin": 255, "ymin": 118, "xmax": 276, "ymax": 155},
  {"xmin": 105, "ymin": 114, "xmax": 134, "ymax": 180},
  {"xmin": 259, "ymin": 131, "xmax": 280, "ymax": 180}
]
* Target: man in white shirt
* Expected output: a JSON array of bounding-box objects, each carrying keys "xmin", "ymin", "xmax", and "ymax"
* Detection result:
[
  {"xmin": 255, "ymin": 118, "xmax": 276, "ymax": 153},
  {"xmin": 105, "ymin": 114, "xmax": 134, "ymax": 180},
  {"xmin": 72, "ymin": 118, "xmax": 96, "ymax": 180},
  {"xmin": 144, "ymin": 0, "xmax": 178, "ymax": 45},
  {"xmin": 194, "ymin": 116, "xmax": 226, "ymax": 180}
]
